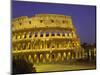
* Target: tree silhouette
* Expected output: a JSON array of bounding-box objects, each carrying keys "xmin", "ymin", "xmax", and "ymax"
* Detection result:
[{"xmin": 12, "ymin": 58, "xmax": 36, "ymax": 74}]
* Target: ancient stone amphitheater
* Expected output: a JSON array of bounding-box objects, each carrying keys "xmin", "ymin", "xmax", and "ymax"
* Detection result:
[{"xmin": 12, "ymin": 14, "xmax": 84, "ymax": 64}]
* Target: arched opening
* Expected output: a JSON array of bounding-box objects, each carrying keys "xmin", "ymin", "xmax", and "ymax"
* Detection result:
[
  {"xmin": 51, "ymin": 32, "xmax": 55, "ymax": 36},
  {"xmin": 57, "ymin": 53, "xmax": 61, "ymax": 61},
  {"xmin": 67, "ymin": 52, "xmax": 71, "ymax": 60},
  {"xmin": 51, "ymin": 19, "xmax": 54, "ymax": 23},
  {"xmin": 28, "ymin": 55, "xmax": 33, "ymax": 63},
  {"xmin": 63, "ymin": 52, "xmax": 66, "ymax": 58},
  {"xmin": 57, "ymin": 32, "xmax": 60, "ymax": 36},
  {"xmin": 28, "ymin": 32, "xmax": 32, "ymax": 38},
  {"xmin": 40, "ymin": 20, "xmax": 43, "ymax": 23},
  {"xmin": 34, "ymin": 54, "xmax": 37, "ymax": 62},
  {"xmin": 52, "ymin": 54, "xmax": 55, "ymax": 59},
  {"xmin": 39, "ymin": 54, "xmax": 43, "ymax": 63},
  {"xmin": 40, "ymin": 32, "xmax": 43, "ymax": 37},
  {"xmin": 22, "ymin": 43, "xmax": 26, "ymax": 50},
  {"xmin": 29, "ymin": 21, "xmax": 31, "ymax": 24},
  {"xmin": 46, "ymin": 54, "xmax": 49, "ymax": 61},
  {"xmin": 46, "ymin": 32, "xmax": 49, "ymax": 37}
]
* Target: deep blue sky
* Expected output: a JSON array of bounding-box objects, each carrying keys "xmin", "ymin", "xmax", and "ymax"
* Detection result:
[{"xmin": 12, "ymin": 1, "xmax": 96, "ymax": 44}]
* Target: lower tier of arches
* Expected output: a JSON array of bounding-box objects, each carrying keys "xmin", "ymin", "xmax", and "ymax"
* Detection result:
[{"xmin": 13, "ymin": 50, "xmax": 86, "ymax": 64}]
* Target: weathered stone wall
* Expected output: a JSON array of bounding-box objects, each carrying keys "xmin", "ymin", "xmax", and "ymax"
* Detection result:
[
  {"xmin": 12, "ymin": 14, "xmax": 74, "ymax": 31},
  {"xmin": 12, "ymin": 14, "xmax": 82, "ymax": 64}
]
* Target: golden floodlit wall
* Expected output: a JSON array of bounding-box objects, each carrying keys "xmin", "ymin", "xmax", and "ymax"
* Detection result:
[{"xmin": 12, "ymin": 14, "xmax": 84, "ymax": 64}]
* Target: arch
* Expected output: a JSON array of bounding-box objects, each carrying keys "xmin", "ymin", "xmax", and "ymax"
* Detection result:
[
  {"xmin": 17, "ymin": 43, "xmax": 21, "ymax": 50},
  {"xmin": 28, "ymin": 32, "xmax": 32, "ymax": 38},
  {"xmin": 28, "ymin": 55, "xmax": 33, "ymax": 63},
  {"xmin": 58, "ymin": 53, "xmax": 61, "ymax": 57},
  {"xmin": 46, "ymin": 32, "xmax": 49, "ymax": 37},
  {"xmin": 40, "ymin": 20, "xmax": 43, "ymax": 23},
  {"xmin": 17, "ymin": 34, "xmax": 21, "ymax": 39},
  {"xmin": 22, "ymin": 43, "xmax": 26, "ymax": 50},
  {"xmin": 62, "ymin": 20, "xmax": 66, "ymax": 24},
  {"xmin": 40, "ymin": 32, "xmax": 43, "ymax": 37},
  {"xmin": 40, "ymin": 54, "xmax": 43, "ymax": 60},
  {"xmin": 34, "ymin": 54, "xmax": 39, "ymax": 63},
  {"xmin": 62, "ymin": 32, "xmax": 65, "ymax": 37},
  {"xmin": 57, "ymin": 32, "xmax": 60, "ymax": 36},
  {"xmin": 27, "ymin": 42, "xmax": 31, "ymax": 49},
  {"xmin": 29, "ymin": 21, "xmax": 31, "ymax": 24},
  {"xmin": 63, "ymin": 52, "xmax": 66, "ymax": 58},
  {"xmin": 57, "ymin": 53, "xmax": 61, "ymax": 61},
  {"xmin": 51, "ymin": 19, "xmax": 54, "ymax": 23},
  {"xmin": 67, "ymin": 52, "xmax": 71, "ymax": 60},
  {"xmin": 46, "ymin": 54, "xmax": 50, "ymax": 60},
  {"xmin": 34, "ymin": 54, "xmax": 37, "ymax": 60},
  {"xmin": 51, "ymin": 54, "xmax": 55, "ymax": 59},
  {"xmin": 34, "ymin": 32, "xmax": 38, "ymax": 37},
  {"xmin": 51, "ymin": 32, "xmax": 55, "ymax": 36}
]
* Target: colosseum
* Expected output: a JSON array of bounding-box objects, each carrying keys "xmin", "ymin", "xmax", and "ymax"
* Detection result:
[{"xmin": 12, "ymin": 14, "xmax": 85, "ymax": 64}]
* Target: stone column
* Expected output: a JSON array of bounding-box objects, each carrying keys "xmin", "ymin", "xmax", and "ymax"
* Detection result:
[
  {"xmin": 60, "ymin": 32, "xmax": 62, "ymax": 38},
  {"xmin": 43, "ymin": 54, "xmax": 46, "ymax": 63},
  {"xmin": 61, "ymin": 53, "xmax": 64, "ymax": 61},
  {"xmin": 89, "ymin": 49, "xmax": 92, "ymax": 61},
  {"xmin": 37, "ymin": 32, "xmax": 40, "ymax": 37},
  {"xmin": 40, "ymin": 41, "xmax": 42, "ymax": 49},
  {"xmin": 49, "ymin": 32, "xmax": 51, "ymax": 38}
]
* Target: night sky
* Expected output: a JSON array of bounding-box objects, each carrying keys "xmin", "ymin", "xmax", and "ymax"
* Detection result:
[{"xmin": 12, "ymin": 1, "xmax": 96, "ymax": 44}]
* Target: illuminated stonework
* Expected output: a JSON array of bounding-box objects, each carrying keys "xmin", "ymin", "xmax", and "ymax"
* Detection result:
[{"xmin": 12, "ymin": 14, "xmax": 84, "ymax": 64}]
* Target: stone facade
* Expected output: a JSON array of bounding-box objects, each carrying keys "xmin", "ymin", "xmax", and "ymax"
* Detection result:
[{"xmin": 12, "ymin": 14, "xmax": 84, "ymax": 64}]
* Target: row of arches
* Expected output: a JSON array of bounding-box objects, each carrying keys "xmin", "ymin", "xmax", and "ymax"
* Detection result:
[
  {"xmin": 12, "ymin": 31, "xmax": 76, "ymax": 40},
  {"xmin": 13, "ymin": 51, "xmax": 84, "ymax": 64},
  {"xmin": 12, "ymin": 40, "xmax": 80, "ymax": 51}
]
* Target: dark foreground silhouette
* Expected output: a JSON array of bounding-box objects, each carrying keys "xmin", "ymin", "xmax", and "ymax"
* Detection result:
[{"xmin": 12, "ymin": 58, "xmax": 36, "ymax": 74}]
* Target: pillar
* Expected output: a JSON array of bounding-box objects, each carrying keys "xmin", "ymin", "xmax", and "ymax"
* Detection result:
[
  {"xmin": 61, "ymin": 53, "xmax": 64, "ymax": 61},
  {"xmin": 89, "ymin": 49, "xmax": 92, "ymax": 61},
  {"xmin": 43, "ymin": 54, "xmax": 46, "ymax": 63}
]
